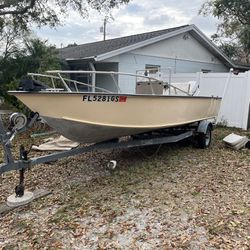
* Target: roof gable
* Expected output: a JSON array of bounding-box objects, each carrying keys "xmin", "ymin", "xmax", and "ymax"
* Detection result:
[{"xmin": 59, "ymin": 25, "xmax": 189, "ymax": 60}]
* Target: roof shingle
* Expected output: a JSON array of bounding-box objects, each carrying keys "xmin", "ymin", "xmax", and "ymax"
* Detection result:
[{"xmin": 59, "ymin": 25, "xmax": 189, "ymax": 60}]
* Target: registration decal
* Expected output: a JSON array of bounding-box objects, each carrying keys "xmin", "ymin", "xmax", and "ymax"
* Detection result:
[{"xmin": 82, "ymin": 95, "xmax": 127, "ymax": 103}]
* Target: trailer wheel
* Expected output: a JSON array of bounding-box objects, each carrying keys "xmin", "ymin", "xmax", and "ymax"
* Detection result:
[{"xmin": 196, "ymin": 125, "xmax": 212, "ymax": 149}]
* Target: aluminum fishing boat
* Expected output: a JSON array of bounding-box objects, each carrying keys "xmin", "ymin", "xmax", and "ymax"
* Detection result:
[{"xmin": 9, "ymin": 70, "xmax": 221, "ymax": 143}]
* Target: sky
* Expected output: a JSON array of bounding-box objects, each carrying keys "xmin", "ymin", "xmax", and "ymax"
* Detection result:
[{"xmin": 35, "ymin": 0, "xmax": 219, "ymax": 48}]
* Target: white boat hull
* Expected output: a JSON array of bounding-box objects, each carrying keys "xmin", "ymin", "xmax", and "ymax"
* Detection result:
[{"xmin": 10, "ymin": 92, "xmax": 221, "ymax": 143}]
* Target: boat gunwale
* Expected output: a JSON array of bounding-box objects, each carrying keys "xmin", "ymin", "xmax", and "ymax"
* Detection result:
[{"xmin": 8, "ymin": 91, "xmax": 222, "ymax": 100}]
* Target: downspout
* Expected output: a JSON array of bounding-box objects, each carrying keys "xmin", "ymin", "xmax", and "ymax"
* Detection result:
[{"xmin": 89, "ymin": 62, "xmax": 96, "ymax": 92}]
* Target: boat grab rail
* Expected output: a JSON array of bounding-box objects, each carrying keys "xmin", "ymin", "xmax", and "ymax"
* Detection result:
[
  {"xmin": 29, "ymin": 70, "xmax": 192, "ymax": 96},
  {"xmin": 47, "ymin": 70, "xmax": 192, "ymax": 96},
  {"xmin": 28, "ymin": 73, "xmax": 113, "ymax": 93}
]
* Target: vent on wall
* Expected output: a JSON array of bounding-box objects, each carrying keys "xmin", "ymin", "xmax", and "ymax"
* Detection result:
[
  {"xmin": 183, "ymin": 34, "xmax": 189, "ymax": 40},
  {"xmin": 201, "ymin": 69, "xmax": 211, "ymax": 73}
]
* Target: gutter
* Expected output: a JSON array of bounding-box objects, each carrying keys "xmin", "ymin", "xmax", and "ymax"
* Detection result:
[{"xmin": 65, "ymin": 56, "xmax": 95, "ymax": 61}]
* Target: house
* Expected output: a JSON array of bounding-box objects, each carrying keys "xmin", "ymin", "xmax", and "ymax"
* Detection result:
[{"xmin": 59, "ymin": 24, "xmax": 249, "ymax": 94}]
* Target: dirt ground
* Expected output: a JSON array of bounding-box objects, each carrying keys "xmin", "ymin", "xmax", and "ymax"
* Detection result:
[{"xmin": 0, "ymin": 127, "xmax": 249, "ymax": 249}]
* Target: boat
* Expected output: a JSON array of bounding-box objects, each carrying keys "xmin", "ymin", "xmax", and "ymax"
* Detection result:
[{"xmin": 9, "ymin": 70, "xmax": 221, "ymax": 143}]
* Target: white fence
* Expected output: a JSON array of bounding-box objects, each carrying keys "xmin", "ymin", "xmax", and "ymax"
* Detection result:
[{"xmin": 170, "ymin": 71, "xmax": 250, "ymax": 130}]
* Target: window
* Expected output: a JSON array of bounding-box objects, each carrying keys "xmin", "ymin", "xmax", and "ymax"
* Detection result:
[{"xmin": 145, "ymin": 64, "xmax": 161, "ymax": 74}]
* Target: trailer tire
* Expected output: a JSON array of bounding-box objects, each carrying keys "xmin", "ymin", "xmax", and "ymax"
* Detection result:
[{"xmin": 196, "ymin": 125, "xmax": 212, "ymax": 149}]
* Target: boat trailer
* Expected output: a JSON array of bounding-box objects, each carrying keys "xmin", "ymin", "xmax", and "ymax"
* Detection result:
[{"xmin": 0, "ymin": 112, "xmax": 213, "ymax": 202}]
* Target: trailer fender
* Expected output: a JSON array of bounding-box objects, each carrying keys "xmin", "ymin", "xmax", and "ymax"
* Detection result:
[{"xmin": 197, "ymin": 120, "xmax": 213, "ymax": 134}]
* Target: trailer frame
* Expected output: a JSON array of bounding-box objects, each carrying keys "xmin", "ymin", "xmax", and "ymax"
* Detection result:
[{"xmin": 0, "ymin": 112, "xmax": 213, "ymax": 197}]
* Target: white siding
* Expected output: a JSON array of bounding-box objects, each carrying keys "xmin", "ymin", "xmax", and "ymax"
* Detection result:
[
  {"xmin": 132, "ymin": 32, "xmax": 225, "ymax": 65},
  {"xmin": 104, "ymin": 53, "xmax": 228, "ymax": 93}
]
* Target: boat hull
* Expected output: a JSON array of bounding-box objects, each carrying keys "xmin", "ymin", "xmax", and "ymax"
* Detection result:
[{"xmin": 10, "ymin": 92, "xmax": 221, "ymax": 143}]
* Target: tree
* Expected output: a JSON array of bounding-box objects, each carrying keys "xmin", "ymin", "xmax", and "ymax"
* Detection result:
[
  {"xmin": 0, "ymin": 0, "xmax": 130, "ymax": 31},
  {"xmin": 0, "ymin": 23, "xmax": 29, "ymax": 60},
  {"xmin": 0, "ymin": 37, "xmax": 62, "ymax": 110},
  {"xmin": 210, "ymin": 33, "xmax": 241, "ymax": 62},
  {"xmin": 66, "ymin": 43, "xmax": 78, "ymax": 48},
  {"xmin": 1, "ymin": 38, "xmax": 61, "ymax": 81},
  {"xmin": 0, "ymin": 0, "xmax": 130, "ymax": 110},
  {"xmin": 200, "ymin": 0, "xmax": 250, "ymax": 64}
]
